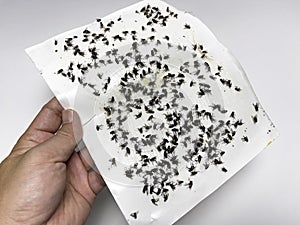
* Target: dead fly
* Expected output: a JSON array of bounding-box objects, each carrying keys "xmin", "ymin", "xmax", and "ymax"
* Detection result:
[
  {"xmin": 132, "ymin": 67, "xmax": 139, "ymax": 76},
  {"xmin": 144, "ymin": 105, "xmax": 154, "ymax": 114},
  {"xmin": 186, "ymin": 180, "xmax": 193, "ymax": 189},
  {"xmin": 96, "ymin": 124, "xmax": 103, "ymax": 131},
  {"xmin": 106, "ymin": 119, "xmax": 114, "ymax": 129},
  {"xmin": 225, "ymin": 120, "xmax": 231, "ymax": 127},
  {"xmin": 177, "ymin": 79, "xmax": 185, "ymax": 86},
  {"xmin": 214, "ymin": 159, "xmax": 223, "ymax": 165},
  {"xmin": 151, "ymin": 198, "xmax": 159, "ymax": 206},
  {"xmin": 111, "ymin": 134, "xmax": 117, "ymax": 141},
  {"xmin": 162, "ymin": 54, "xmax": 170, "ymax": 60},
  {"xmin": 138, "ymin": 127, "xmax": 143, "ymax": 134},
  {"xmin": 188, "ymin": 165, "xmax": 195, "ymax": 172},
  {"xmin": 223, "ymin": 138, "xmax": 230, "ymax": 144},
  {"xmin": 222, "ymin": 167, "xmax": 228, "ymax": 173},
  {"xmin": 164, "ymin": 35, "xmax": 170, "ymax": 41},
  {"xmin": 233, "ymin": 119, "xmax": 244, "ymax": 128},
  {"xmin": 177, "ymin": 73, "xmax": 185, "ymax": 78},
  {"xmin": 163, "ymin": 193, "xmax": 169, "ymax": 202},
  {"xmin": 204, "ymin": 112, "xmax": 214, "ymax": 121},
  {"xmin": 130, "ymin": 211, "xmax": 138, "ymax": 219},
  {"xmin": 120, "ymin": 141, "xmax": 128, "ymax": 149},
  {"xmin": 197, "ymin": 155, "xmax": 202, "ymax": 163},
  {"xmin": 149, "ymin": 36, "xmax": 155, "ymax": 41},
  {"xmin": 148, "ymin": 115, "xmax": 154, "ymax": 121},
  {"xmin": 253, "ymin": 103, "xmax": 259, "ymax": 112},
  {"xmin": 104, "ymin": 106, "xmax": 112, "ymax": 116},
  {"xmin": 107, "ymin": 20, "xmax": 114, "ymax": 27},
  {"xmin": 78, "ymin": 50, "xmax": 85, "ymax": 57},
  {"xmin": 109, "ymin": 158, "xmax": 117, "ymax": 167},
  {"xmin": 113, "ymin": 35, "xmax": 124, "ymax": 42},
  {"xmin": 215, "ymin": 71, "xmax": 221, "ymax": 76},
  {"xmin": 57, "ymin": 69, "xmax": 63, "ymax": 74},
  {"xmin": 177, "ymin": 45, "xmax": 183, "ymax": 51},
  {"xmin": 125, "ymin": 169, "xmax": 134, "ymax": 179},
  {"xmin": 54, "ymin": 40, "xmax": 58, "ymax": 45},
  {"xmin": 241, "ymin": 136, "xmax": 249, "ymax": 142},
  {"xmin": 252, "ymin": 115, "xmax": 258, "ymax": 124},
  {"xmin": 135, "ymin": 112, "xmax": 142, "ymax": 119},
  {"xmin": 97, "ymin": 73, "xmax": 103, "ymax": 79},
  {"xmin": 230, "ymin": 111, "xmax": 235, "ymax": 119},
  {"xmin": 198, "ymin": 89, "xmax": 205, "ymax": 97},
  {"xmin": 96, "ymin": 18, "xmax": 104, "ymax": 28},
  {"xmin": 235, "ymin": 86, "xmax": 242, "ymax": 92},
  {"xmin": 204, "ymin": 62, "xmax": 210, "ymax": 72},
  {"xmin": 108, "ymin": 96, "xmax": 115, "ymax": 104},
  {"xmin": 220, "ymin": 78, "xmax": 232, "ymax": 88},
  {"xmin": 83, "ymin": 29, "xmax": 91, "ymax": 34},
  {"xmin": 209, "ymin": 75, "xmax": 216, "ymax": 80},
  {"xmin": 126, "ymin": 147, "xmax": 131, "ymax": 155},
  {"xmin": 142, "ymin": 183, "xmax": 149, "ymax": 194},
  {"xmin": 193, "ymin": 44, "xmax": 198, "ymax": 51},
  {"xmin": 163, "ymin": 64, "xmax": 169, "ymax": 71},
  {"xmin": 184, "ymin": 24, "xmax": 191, "ymax": 29}
]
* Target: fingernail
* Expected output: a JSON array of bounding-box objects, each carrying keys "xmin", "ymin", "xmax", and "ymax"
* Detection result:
[{"xmin": 62, "ymin": 110, "xmax": 74, "ymax": 124}]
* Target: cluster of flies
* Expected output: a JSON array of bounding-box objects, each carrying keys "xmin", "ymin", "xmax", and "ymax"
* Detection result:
[{"xmin": 51, "ymin": 2, "xmax": 261, "ymax": 215}]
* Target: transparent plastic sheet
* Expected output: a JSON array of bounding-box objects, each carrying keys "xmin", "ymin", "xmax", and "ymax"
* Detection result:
[{"xmin": 25, "ymin": 0, "xmax": 279, "ymax": 224}]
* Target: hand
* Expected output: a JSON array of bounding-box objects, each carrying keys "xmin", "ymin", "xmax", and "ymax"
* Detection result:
[{"xmin": 0, "ymin": 98, "xmax": 105, "ymax": 225}]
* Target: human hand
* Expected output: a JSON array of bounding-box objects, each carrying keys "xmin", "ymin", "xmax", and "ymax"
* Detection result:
[{"xmin": 0, "ymin": 98, "xmax": 105, "ymax": 225}]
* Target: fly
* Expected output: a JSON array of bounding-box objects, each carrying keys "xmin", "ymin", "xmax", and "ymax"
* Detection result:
[
  {"xmin": 130, "ymin": 211, "xmax": 138, "ymax": 219},
  {"xmin": 252, "ymin": 115, "xmax": 258, "ymax": 124},
  {"xmin": 184, "ymin": 24, "xmax": 191, "ymax": 29},
  {"xmin": 235, "ymin": 86, "xmax": 242, "ymax": 92},
  {"xmin": 109, "ymin": 96, "xmax": 115, "ymax": 103},
  {"xmin": 241, "ymin": 136, "xmax": 249, "ymax": 142},
  {"xmin": 104, "ymin": 106, "xmax": 112, "ymax": 116},
  {"xmin": 253, "ymin": 103, "xmax": 259, "ymax": 112},
  {"xmin": 135, "ymin": 112, "xmax": 142, "ymax": 119}
]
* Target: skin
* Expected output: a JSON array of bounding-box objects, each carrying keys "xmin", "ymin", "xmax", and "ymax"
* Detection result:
[{"xmin": 0, "ymin": 98, "xmax": 105, "ymax": 225}]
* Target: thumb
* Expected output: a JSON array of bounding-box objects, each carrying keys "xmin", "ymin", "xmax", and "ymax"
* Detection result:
[{"xmin": 34, "ymin": 110, "xmax": 83, "ymax": 162}]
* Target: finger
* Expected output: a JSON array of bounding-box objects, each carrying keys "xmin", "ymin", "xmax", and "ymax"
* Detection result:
[
  {"xmin": 13, "ymin": 98, "xmax": 63, "ymax": 153},
  {"xmin": 67, "ymin": 152, "xmax": 105, "ymax": 205},
  {"xmin": 78, "ymin": 148, "xmax": 105, "ymax": 195},
  {"xmin": 33, "ymin": 110, "xmax": 83, "ymax": 162},
  {"xmin": 88, "ymin": 170, "xmax": 106, "ymax": 196},
  {"xmin": 79, "ymin": 148, "xmax": 97, "ymax": 171}
]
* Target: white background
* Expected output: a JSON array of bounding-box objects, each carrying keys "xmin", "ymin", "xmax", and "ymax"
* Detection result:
[{"xmin": 0, "ymin": 0, "xmax": 299, "ymax": 224}]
